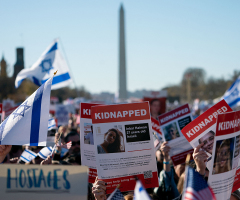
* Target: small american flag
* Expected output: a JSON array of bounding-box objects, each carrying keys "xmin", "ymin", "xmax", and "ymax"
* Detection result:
[
  {"xmin": 183, "ymin": 166, "xmax": 216, "ymax": 200},
  {"xmin": 57, "ymin": 141, "xmax": 72, "ymax": 149},
  {"xmin": 107, "ymin": 188, "xmax": 124, "ymax": 200}
]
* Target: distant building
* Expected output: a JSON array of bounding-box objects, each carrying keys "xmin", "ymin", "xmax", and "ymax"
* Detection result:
[
  {"xmin": 13, "ymin": 48, "xmax": 24, "ymax": 78},
  {"xmin": 0, "ymin": 55, "xmax": 7, "ymax": 77}
]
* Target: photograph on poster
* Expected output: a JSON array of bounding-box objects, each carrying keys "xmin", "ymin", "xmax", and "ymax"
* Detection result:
[
  {"xmin": 198, "ymin": 130, "xmax": 215, "ymax": 155},
  {"xmin": 234, "ymin": 135, "xmax": 240, "ymax": 158},
  {"xmin": 84, "ymin": 123, "xmax": 94, "ymax": 145},
  {"xmin": 97, "ymin": 126, "xmax": 125, "ymax": 154},
  {"xmin": 162, "ymin": 122, "xmax": 180, "ymax": 141},
  {"xmin": 213, "ymin": 138, "xmax": 235, "ymax": 175}
]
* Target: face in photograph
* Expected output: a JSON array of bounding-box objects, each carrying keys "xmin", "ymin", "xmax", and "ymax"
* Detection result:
[
  {"xmin": 104, "ymin": 130, "xmax": 117, "ymax": 145},
  {"xmin": 97, "ymin": 128, "xmax": 125, "ymax": 154},
  {"xmin": 168, "ymin": 126, "xmax": 178, "ymax": 140},
  {"xmin": 213, "ymin": 139, "xmax": 232, "ymax": 175},
  {"xmin": 199, "ymin": 131, "xmax": 215, "ymax": 155}
]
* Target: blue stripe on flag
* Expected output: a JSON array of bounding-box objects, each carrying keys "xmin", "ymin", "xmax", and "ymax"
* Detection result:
[
  {"xmin": 46, "ymin": 42, "xmax": 58, "ymax": 54},
  {"xmin": 30, "ymin": 83, "xmax": 45, "ymax": 146},
  {"xmin": 48, "ymin": 124, "xmax": 56, "ymax": 129},
  {"xmin": 47, "ymin": 147, "xmax": 52, "ymax": 152},
  {"xmin": 32, "ymin": 76, "xmax": 41, "ymax": 86},
  {"xmin": 20, "ymin": 156, "xmax": 30, "ymax": 162},
  {"xmin": 16, "ymin": 79, "xmax": 25, "ymax": 88},
  {"xmin": 38, "ymin": 152, "xmax": 47, "ymax": 159},
  {"xmin": 41, "ymin": 72, "xmax": 70, "ymax": 85},
  {"xmin": 25, "ymin": 150, "xmax": 37, "ymax": 157},
  {"xmin": 228, "ymin": 97, "xmax": 240, "ymax": 107},
  {"xmin": 48, "ymin": 118, "xmax": 54, "ymax": 121}
]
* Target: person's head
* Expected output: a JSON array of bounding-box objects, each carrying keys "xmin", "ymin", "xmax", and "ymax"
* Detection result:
[
  {"xmin": 65, "ymin": 131, "xmax": 80, "ymax": 154},
  {"xmin": 174, "ymin": 163, "xmax": 186, "ymax": 178},
  {"xmin": 168, "ymin": 126, "xmax": 177, "ymax": 140},
  {"xmin": 217, "ymin": 139, "xmax": 231, "ymax": 170},
  {"xmin": 199, "ymin": 131, "xmax": 215, "ymax": 154},
  {"xmin": 104, "ymin": 129, "xmax": 121, "ymax": 153},
  {"xmin": 150, "ymin": 99, "xmax": 161, "ymax": 116}
]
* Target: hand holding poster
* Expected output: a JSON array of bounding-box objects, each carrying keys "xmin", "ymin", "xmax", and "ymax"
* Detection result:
[
  {"xmin": 158, "ymin": 104, "xmax": 193, "ymax": 165},
  {"xmin": 91, "ymin": 102, "xmax": 158, "ymax": 193},
  {"xmin": 208, "ymin": 111, "xmax": 240, "ymax": 200},
  {"xmin": 80, "ymin": 103, "xmax": 99, "ymax": 183},
  {"xmin": 181, "ymin": 100, "xmax": 232, "ymax": 169}
]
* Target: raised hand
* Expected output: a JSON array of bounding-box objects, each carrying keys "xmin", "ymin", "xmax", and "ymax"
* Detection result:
[
  {"xmin": 92, "ymin": 176, "xmax": 107, "ymax": 200},
  {"xmin": 193, "ymin": 143, "xmax": 208, "ymax": 176}
]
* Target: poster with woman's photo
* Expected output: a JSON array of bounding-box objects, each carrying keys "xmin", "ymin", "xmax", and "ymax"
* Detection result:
[
  {"xmin": 158, "ymin": 104, "xmax": 194, "ymax": 165},
  {"xmin": 208, "ymin": 110, "xmax": 240, "ymax": 200},
  {"xmin": 80, "ymin": 103, "xmax": 100, "ymax": 183},
  {"xmin": 91, "ymin": 102, "xmax": 158, "ymax": 194},
  {"xmin": 181, "ymin": 100, "xmax": 232, "ymax": 170}
]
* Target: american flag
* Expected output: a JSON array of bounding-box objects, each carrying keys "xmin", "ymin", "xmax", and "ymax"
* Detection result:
[
  {"xmin": 183, "ymin": 166, "xmax": 216, "ymax": 200},
  {"xmin": 107, "ymin": 188, "xmax": 124, "ymax": 200}
]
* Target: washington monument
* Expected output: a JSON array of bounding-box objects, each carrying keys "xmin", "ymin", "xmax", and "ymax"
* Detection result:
[{"xmin": 119, "ymin": 4, "xmax": 127, "ymax": 100}]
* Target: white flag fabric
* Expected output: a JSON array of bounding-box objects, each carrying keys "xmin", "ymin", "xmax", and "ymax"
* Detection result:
[
  {"xmin": 15, "ymin": 39, "xmax": 72, "ymax": 90},
  {"xmin": 134, "ymin": 180, "xmax": 151, "ymax": 200},
  {"xmin": 222, "ymin": 76, "xmax": 240, "ymax": 108},
  {"xmin": 38, "ymin": 147, "xmax": 53, "ymax": 159},
  {"xmin": 48, "ymin": 118, "xmax": 56, "ymax": 130},
  {"xmin": 20, "ymin": 149, "xmax": 37, "ymax": 163},
  {"xmin": 0, "ymin": 76, "xmax": 53, "ymax": 146}
]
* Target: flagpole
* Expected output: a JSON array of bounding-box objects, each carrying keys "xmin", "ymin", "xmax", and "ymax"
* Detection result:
[{"xmin": 58, "ymin": 38, "xmax": 80, "ymax": 97}]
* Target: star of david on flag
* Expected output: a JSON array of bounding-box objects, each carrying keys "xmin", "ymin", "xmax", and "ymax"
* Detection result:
[
  {"xmin": 12, "ymin": 101, "xmax": 31, "ymax": 119},
  {"xmin": 0, "ymin": 76, "xmax": 53, "ymax": 146},
  {"xmin": 15, "ymin": 39, "xmax": 72, "ymax": 90},
  {"xmin": 40, "ymin": 59, "xmax": 53, "ymax": 74},
  {"xmin": 20, "ymin": 149, "xmax": 37, "ymax": 163}
]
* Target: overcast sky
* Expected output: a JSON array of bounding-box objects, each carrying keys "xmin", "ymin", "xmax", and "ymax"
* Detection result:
[{"xmin": 1, "ymin": 0, "xmax": 240, "ymax": 93}]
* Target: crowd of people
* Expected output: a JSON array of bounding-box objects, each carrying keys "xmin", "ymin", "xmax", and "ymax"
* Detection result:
[{"xmin": 0, "ymin": 100, "xmax": 240, "ymax": 200}]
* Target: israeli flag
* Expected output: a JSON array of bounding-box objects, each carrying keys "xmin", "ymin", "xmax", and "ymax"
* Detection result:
[
  {"xmin": 48, "ymin": 118, "xmax": 57, "ymax": 130},
  {"xmin": 20, "ymin": 149, "xmax": 37, "ymax": 163},
  {"xmin": 222, "ymin": 76, "xmax": 240, "ymax": 108},
  {"xmin": 0, "ymin": 76, "xmax": 53, "ymax": 146},
  {"xmin": 38, "ymin": 147, "xmax": 53, "ymax": 159},
  {"xmin": 134, "ymin": 180, "xmax": 151, "ymax": 200},
  {"xmin": 15, "ymin": 39, "xmax": 72, "ymax": 90}
]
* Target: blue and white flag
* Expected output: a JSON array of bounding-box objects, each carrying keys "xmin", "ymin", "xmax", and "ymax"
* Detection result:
[
  {"xmin": 222, "ymin": 76, "xmax": 240, "ymax": 108},
  {"xmin": 134, "ymin": 180, "xmax": 151, "ymax": 200},
  {"xmin": 48, "ymin": 118, "xmax": 56, "ymax": 130},
  {"xmin": 15, "ymin": 39, "xmax": 72, "ymax": 90},
  {"xmin": 20, "ymin": 149, "xmax": 37, "ymax": 163},
  {"xmin": 38, "ymin": 146, "xmax": 53, "ymax": 159},
  {"xmin": 0, "ymin": 76, "xmax": 53, "ymax": 146}
]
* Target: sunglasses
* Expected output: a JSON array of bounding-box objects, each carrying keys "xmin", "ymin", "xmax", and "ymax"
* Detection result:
[{"xmin": 72, "ymin": 141, "xmax": 80, "ymax": 146}]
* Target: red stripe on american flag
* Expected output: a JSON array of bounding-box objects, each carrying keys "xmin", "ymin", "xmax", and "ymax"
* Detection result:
[{"xmin": 185, "ymin": 190, "xmax": 201, "ymax": 200}]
